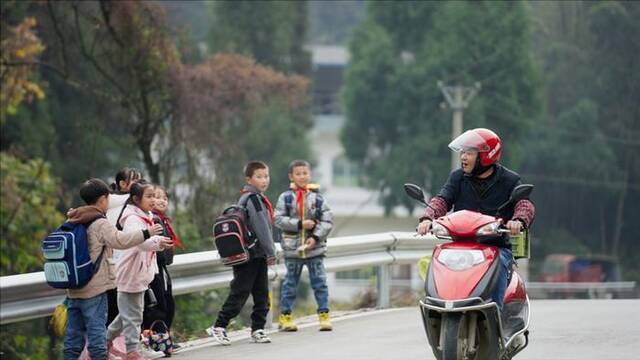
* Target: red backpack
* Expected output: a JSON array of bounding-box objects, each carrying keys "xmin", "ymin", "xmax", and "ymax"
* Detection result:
[{"xmin": 212, "ymin": 194, "xmax": 257, "ymax": 266}]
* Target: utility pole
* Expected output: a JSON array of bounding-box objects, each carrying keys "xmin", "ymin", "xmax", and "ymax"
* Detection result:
[{"xmin": 438, "ymin": 81, "xmax": 481, "ymax": 171}]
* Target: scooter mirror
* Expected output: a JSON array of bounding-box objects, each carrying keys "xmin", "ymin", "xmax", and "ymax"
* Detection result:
[
  {"xmin": 496, "ymin": 184, "xmax": 534, "ymax": 216},
  {"xmin": 403, "ymin": 183, "xmax": 428, "ymax": 205},
  {"xmin": 510, "ymin": 184, "xmax": 534, "ymax": 203}
]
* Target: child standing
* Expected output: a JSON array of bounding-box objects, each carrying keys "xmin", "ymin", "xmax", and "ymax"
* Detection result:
[
  {"xmin": 63, "ymin": 179, "xmax": 163, "ymax": 360},
  {"xmin": 206, "ymin": 161, "xmax": 277, "ymax": 345},
  {"xmin": 106, "ymin": 167, "xmax": 142, "ymax": 327},
  {"xmin": 274, "ymin": 160, "xmax": 333, "ymax": 332},
  {"xmin": 107, "ymin": 167, "xmax": 142, "ymax": 226},
  {"xmin": 142, "ymin": 186, "xmax": 184, "ymax": 356},
  {"xmin": 106, "ymin": 180, "xmax": 174, "ymax": 359}
]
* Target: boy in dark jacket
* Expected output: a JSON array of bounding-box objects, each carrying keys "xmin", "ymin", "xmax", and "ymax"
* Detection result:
[{"xmin": 206, "ymin": 161, "xmax": 277, "ymax": 345}]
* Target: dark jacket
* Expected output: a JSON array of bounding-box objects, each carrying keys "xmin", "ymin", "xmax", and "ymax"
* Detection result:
[
  {"xmin": 143, "ymin": 214, "xmax": 175, "ymax": 331},
  {"xmin": 438, "ymin": 164, "xmax": 522, "ymax": 221}
]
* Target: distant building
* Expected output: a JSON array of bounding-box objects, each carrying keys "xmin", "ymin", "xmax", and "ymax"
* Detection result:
[
  {"xmin": 307, "ymin": 45, "xmax": 423, "ymax": 302},
  {"xmin": 308, "ymin": 45, "xmax": 418, "ymax": 237}
]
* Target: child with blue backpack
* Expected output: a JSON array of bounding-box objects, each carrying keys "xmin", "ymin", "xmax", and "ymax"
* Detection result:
[
  {"xmin": 62, "ymin": 179, "xmax": 164, "ymax": 360},
  {"xmin": 274, "ymin": 160, "xmax": 334, "ymax": 332}
]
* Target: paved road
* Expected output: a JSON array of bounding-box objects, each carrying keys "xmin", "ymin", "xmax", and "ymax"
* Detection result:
[{"xmin": 177, "ymin": 300, "xmax": 639, "ymax": 360}]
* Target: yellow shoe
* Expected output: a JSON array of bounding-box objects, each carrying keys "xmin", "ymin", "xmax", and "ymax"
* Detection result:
[
  {"xmin": 278, "ymin": 313, "xmax": 298, "ymax": 332},
  {"xmin": 319, "ymin": 312, "xmax": 332, "ymax": 331}
]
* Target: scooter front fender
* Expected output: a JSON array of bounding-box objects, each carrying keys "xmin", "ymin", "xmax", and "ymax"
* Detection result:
[{"xmin": 419, "ymin": 297, "xmax": 502, "ymax": 360}]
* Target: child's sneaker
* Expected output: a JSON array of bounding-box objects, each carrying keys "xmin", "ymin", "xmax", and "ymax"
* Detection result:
[
  {"xmin": 141, "ymin": 347, "xmax": 158, "ymax": 358},
  {"xmin": 319, "ymin": 312, "xmax": 333, "ymax": 331},
  {"xmin": 107, "ymin": 340, "xmax": 127, "ymax": 359},
  {"xmin": 206, "ymin": 326, "xmax": 231, "ymax": 345},
  {"xmin": 251, "ymin": 329, "xmax": 272, "ymax": 343},
  {"xmin": 124, "ymin": 351, "xmax": 144, "ymax": 360},
  {"xmin": 278, "ymin": 313, "xmax": 298, "ymax": 332}
]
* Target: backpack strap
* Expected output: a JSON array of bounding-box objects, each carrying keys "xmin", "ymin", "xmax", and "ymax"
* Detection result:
[
  {"xmin": 315, "ymin": 193, "xmax": 324, "ymax": 220},
  {"xmin": 93, "ymin": 246, "xmax": 106, "ymax": 274},
  {"xmin": 115, "ymin": 199, "xmax": 130, "ymax": 231},
  {"xmin": 86, "ymin": 215, "xmax": 107, "ymax": 274},
  {"xmin": 238, "ymin": 192, "xmax": 255, "ymax": 208},
  {"xmin": 237, "ymin": 192, "xmax": 258, "ymax": 247},
  {"xmin": 284, "ymin": 191, "xmax": 294, "ymax": 217}
]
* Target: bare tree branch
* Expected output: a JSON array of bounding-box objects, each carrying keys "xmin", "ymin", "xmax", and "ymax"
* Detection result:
[
  {"xmin": 71, "ymin": 2, "xmax": 130, "ymax": 99},
  {"xmin": 98, "ymin": 0, "xmax": 125, "ymax": 48},
  {"xmin": 45, "ymin": 0, "xmax": 70, "ymax": 77}
]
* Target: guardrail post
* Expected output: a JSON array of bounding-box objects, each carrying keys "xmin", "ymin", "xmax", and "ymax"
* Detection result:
[
  {"xmin": 266, "ymin": 280, "xmax": 274, "ymax": 329},
  {"xmin": 377, "ymin": 264, "xmax": 391, "ymax": 308}
]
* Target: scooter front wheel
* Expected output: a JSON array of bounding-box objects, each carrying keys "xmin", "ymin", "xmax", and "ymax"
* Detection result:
[
  {"xmin": 440, "ymin": 311, "xmax": 500, "ymax": 360},
  {"xmin": 441, "ymin": 313, "xmax": 465, "ymax": 360}
]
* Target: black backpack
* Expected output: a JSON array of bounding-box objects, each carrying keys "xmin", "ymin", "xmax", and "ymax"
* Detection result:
[{"xmin": 213, "ymin": 194, "xmax": 257, "ymax": 266}]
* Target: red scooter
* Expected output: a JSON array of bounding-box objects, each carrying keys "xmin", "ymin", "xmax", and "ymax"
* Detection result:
[{"xmin": 405, "ymin": 183, "xmax": 533, "ymax": 360}]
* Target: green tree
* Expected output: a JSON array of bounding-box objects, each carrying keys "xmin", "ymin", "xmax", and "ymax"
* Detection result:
[
  {"xmin": 587, "ymin": 2, "xmax": 640, "ymax": 258},
  {"xmin": 0, "ymin": 16, "xmax": 45, "ymax": 122},
  {"xmin": 171, "ymin": 53, "xmax": 312, "ymax": 237},
  {"xmin": 32, "ymin": 1, "xmax": 180, "ymax": 182},
  {"xmin": 342, "ymin": 1, "xmax": 541, "ymax": 213},
  {"xmin": 0, "ymin": 153, "xmax": 64, "ymax": 276},
  {"xmin": 524, "ymin": 1, "xmax": 640, "ymax": 278},
  {"xmin": 208, "ymin": 0, "xmax": 311, "ymax": 75}
]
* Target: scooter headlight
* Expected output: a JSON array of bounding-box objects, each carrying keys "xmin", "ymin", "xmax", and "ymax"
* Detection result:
[
  {"xmin": 431, "ymin": 222, "xmax": 450, "ymax": 238},
  {"xmin": 437, "ymin": 249, "xmax": 485, "ymax": 271},
  {"xmin": 476, "ymin": 221, "xmax": 500, "ymax": 236}
]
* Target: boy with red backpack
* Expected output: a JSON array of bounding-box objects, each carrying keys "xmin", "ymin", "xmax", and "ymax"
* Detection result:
[{"xmin": 206, "ymin": 161, "xmax": 277, "ymax": 345}]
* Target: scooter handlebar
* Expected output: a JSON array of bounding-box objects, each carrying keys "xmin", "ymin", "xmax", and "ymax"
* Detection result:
[{"xmin": 497, "ymin": 228, "xmax": 524, "ymax": 235}]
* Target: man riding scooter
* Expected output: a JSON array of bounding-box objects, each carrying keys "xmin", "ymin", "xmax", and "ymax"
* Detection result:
[{"xmin": 417, "ymin": 128, "xmax": 535, "ymax": 310}]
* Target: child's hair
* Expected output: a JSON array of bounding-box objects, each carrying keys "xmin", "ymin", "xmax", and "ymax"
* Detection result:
[
  {"xmin": 288, "ymin": 160, "xmax": 311, "ymax": 174},
  {"xmin": 244, "ymin": 161, "xmax": 268, "ymax": 178},
  {"xmin": 129, "ymin": 179, "xmax": 153, "ymax": 207},
  {"xmin": 154, "ymin": 185, "xmax": 170, "ymax": 199},
  {"xmin": 110, "ymin": 167, "xmax": 142, "ymax": 193},
  {"xmin": 79, "ymin": 178, "xmax": 111, "ymax": 205}
]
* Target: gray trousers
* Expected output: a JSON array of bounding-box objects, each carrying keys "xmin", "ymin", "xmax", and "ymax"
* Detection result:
[{"xmin": 106, "ymin": 291, "xmax": 144, "ymax": 353}]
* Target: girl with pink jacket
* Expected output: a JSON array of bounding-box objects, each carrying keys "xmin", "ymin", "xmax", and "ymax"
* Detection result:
[{"xmin": 106, "ymin": 180, "xmax": 173, "ymax": 360}]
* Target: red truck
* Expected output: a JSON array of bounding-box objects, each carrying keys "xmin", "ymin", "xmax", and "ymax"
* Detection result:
[
  {"xmin": 540, "ymin": 254, "xmax": 622, "ymax": 298},
  {"xmin": 542, "ymin": 254, "xmax": 621, "ymax": 282}
]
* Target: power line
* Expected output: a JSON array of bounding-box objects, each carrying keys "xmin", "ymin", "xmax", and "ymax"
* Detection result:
[
  {"xmin": 521, "ymin": 174, "xmax": 640, "ymax": 191},
  {"xmin": 532, "ymin": 126, "xmax": 640, "ymax": 147}
]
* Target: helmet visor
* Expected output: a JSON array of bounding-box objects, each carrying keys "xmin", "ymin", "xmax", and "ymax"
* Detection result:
[{"xmin": 448, "ymin": 130, "xmax": 490, "ymax": 152}]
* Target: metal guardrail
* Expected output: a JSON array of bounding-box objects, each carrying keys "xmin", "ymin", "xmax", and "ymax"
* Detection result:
[
  {"xmin": 4, "ymin": 233, "xmax": 635, "ymax": 325},
  {"xmin": 526, "ymin": 281, "xmax": 637, "ymax": 299},
  {"xmin": 0, "ymin": 232, "xmax": 441, "ymax": 325},
  {"xmin": 526, "ymin": 281, "xmax": 636, "ymax": 290}
]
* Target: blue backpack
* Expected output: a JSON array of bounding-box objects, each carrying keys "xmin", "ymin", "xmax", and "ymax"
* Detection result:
[{"xmin": 41, "ymin": 218, "xmax": 106, "ymax": 289}]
